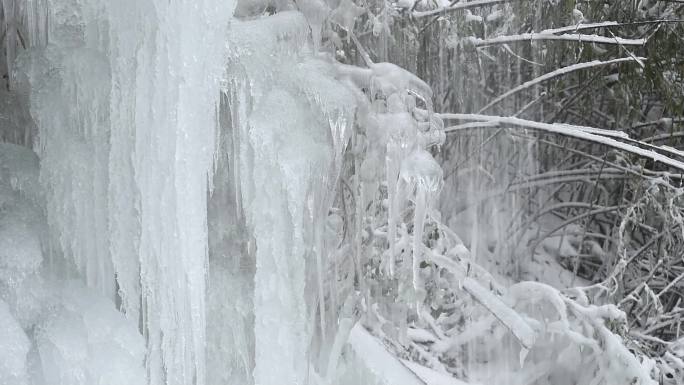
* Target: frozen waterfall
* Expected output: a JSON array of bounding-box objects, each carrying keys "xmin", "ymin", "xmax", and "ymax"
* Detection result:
[{"xmin": 0, "ymin": 1, "xmax": 672, "ymax": 385}]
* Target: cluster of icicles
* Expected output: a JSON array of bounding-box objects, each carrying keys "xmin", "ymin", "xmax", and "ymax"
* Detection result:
[{"xmin": 337, "ymin": 59, "xmax": 447, "ymax": 302}]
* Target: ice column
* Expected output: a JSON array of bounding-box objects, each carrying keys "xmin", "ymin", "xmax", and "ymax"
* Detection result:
[
  {"xmin": 106, "ymin": 1, "xmax": 232, "ymax": 384},
  {"xmin": 225, "ymin": 12, "xmax": 355, "ymax": 384}
]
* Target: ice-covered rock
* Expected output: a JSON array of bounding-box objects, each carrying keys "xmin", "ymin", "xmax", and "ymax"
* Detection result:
[
  {"xmin": 0, "ymin": 201, "xmax": 45, "ymax": 328},
  {"xmin": 35, "ymin": 281, "xmax": 145, "ymax": 385},
  {"xmin": 0, "ymin": 90, "xmax": 35, "ymax": 146},
  {"xmin": 336, "ymin": 324, "xmax": 425, "ymax": 385},
  {"xmin": 0, "ymin": 299, "xmax": 30, "ymax": 385},
  {"xmin": 0, "ymin": 143, "xmax": 46, "ymax": 328},
  {"xmin": 0, "ymin": 143, "xmax": 41, "ymax": 205}
]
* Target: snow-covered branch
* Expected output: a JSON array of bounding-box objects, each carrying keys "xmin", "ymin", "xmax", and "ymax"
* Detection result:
[
  {"xmin": 440, "ymin": 114, "xmax": 684, "ymax": 172},
  {"xmin": 470, "ymin": 33, "xmax": 646, "ymax": 46},
  {"xmin": 411, "ymin": 0, "xmax": 513, "ymax": 18},
  {"xmin": 479, "ymin": 57, "xmax": 646, "ymax": 113}
]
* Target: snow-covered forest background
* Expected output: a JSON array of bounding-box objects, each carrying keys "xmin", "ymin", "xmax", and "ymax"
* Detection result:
[{"xmin": 1, "ymin": 0, "xmax": 683, "ymax": 384}]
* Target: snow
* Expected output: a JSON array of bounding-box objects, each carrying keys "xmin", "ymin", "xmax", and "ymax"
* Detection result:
[
  {"xmin": 538, "ymin": 21, "xmax": 620, "ymax": 35},
  {"xmin": 464, "ymin": 11, "xmax": 484, "ymax": 23},
  {"xmin": 330, "ymin": 0, "xmax": 366, "ymax": 33},
  {"xmin": 412, "ymin": 0, "xmax": 511, "ymax": 18},
  {"xmin": 402, "ymin": 360, "xmax": 473, "ymax": 385},
  {"xmin": 462, "ymin": 278, "xmax": 537, "ymax": 349},
  {"xmin": 408, "ymin": 327, "xmax": 438, "ymax": 343},
  {"xmin": 343, "ymin": 325, "xmax": 477, "ymax": 384},
  {"xmin": 469, "ymin": 33, "xmax": 645, "ymax": 47},
  {"xmin": 346, "ymin": 324, "xmax": 426, "ymax": 385}
]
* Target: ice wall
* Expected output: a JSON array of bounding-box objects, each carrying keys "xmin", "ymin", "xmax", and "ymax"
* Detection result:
[{"xmin": 13, "ymin": 0, "xmax": 232, "ymax": 384}]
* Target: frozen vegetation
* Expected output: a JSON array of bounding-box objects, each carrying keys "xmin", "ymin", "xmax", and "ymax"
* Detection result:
[{"xmin": 1, "ymin": 0, "xmax": 684, "ymax": 385}]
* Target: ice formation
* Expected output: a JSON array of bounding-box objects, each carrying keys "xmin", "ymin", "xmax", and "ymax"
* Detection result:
[{"xmin": 223, "ymin": 12, "xmax": 356, "ymax": 383}]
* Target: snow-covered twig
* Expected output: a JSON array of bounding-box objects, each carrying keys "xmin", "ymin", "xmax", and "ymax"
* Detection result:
[
  {"xmin": 536, "ymin": 20, "xmax": 684, "ymax": 35},
  {"xmin": 440, "ymin": 114, "xmax": 684, "ymax": 172},
  {"xmin": 540, "ymin": 21, "xmax": 621, "ymax": 34},
  {"xmin": 470, "ymin": 33, "xmax": 646, "ymax": 47},
  {"xmin": 411, "ymin": 0, "xmax": 513, "ymax": 19},
  {"xmin": 462, "ymin": 278, "xmax": 537, "ymax": 349},
  {"xmin": 478, "ymin": 57, "xmax": 645, "ymax": 113}
]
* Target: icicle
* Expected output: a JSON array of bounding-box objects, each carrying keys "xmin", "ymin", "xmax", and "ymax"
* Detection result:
[
  {"xmin": 386, "ymin": 141, "xmax": 401, "ymax": 278},
  {"xmin": 384, "ymin": 94, "xmax": 419, "ymax": 278},
  {"xmin": 412, "ymin": 186, "xmax": 427, "ymax": 301},
  {"xmin": 398, "ymin": 149, "xmax": 443, "ymax": 306},
  {"xmin": 2, "ymin": 0, "xmax": 18, "ymax": 86},
  {"xmin": 519, "ymin": 347, "xmax": 529, "ymax": 369}
]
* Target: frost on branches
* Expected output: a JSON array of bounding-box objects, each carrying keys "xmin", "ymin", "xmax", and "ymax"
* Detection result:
[{"xmin": 1, "ymin": 0, "xmax": 683, "ymax": 385}]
